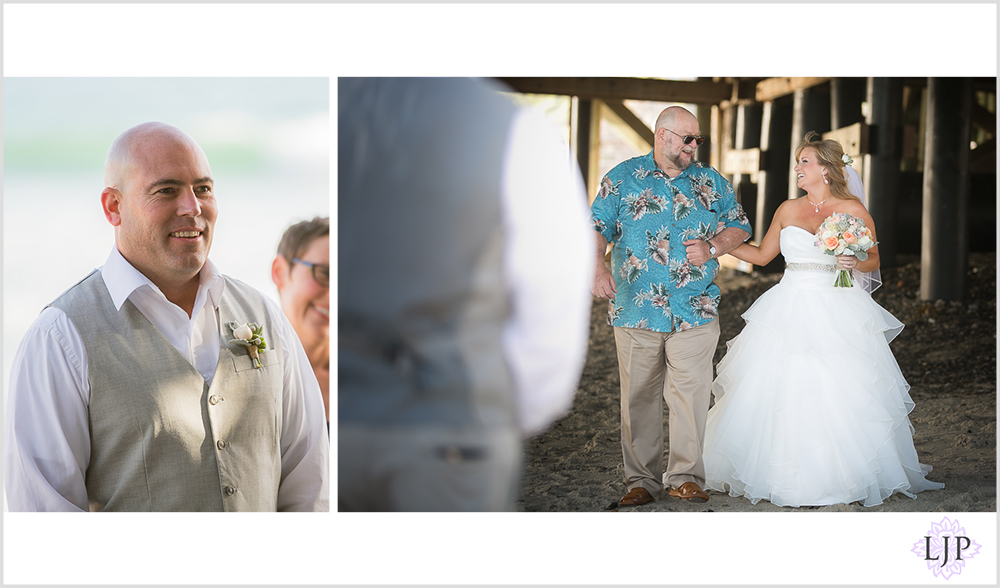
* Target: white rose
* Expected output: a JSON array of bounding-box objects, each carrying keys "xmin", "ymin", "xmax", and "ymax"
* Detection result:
[
  {"xmin": 234, "ymin": 323, "xmax": 254, "ymax": 340},
  {"xmin": 858, "ymin": 235, "xmax": 871, "ymax": 246}
]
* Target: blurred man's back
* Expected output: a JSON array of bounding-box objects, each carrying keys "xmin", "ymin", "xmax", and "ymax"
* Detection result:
[{"xmin": 338, "ymin": 77, "xmax": 592, "ymax": 511}]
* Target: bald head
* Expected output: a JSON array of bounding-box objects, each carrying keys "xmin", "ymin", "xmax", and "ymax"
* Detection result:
[
  {"xmin": 653, "ymin": 106, "xmax": 700, "ymax": 176},
  {"xmin": 654, "ymin": 106, "xmax": 697, "ymax": 133},
  {"xmin": 104, "ymin": 122, "xmax": 209, "ymax": 192},
  {"xmin": 99, "ymin": 121, "xmax": 218, "ymax": 305}
]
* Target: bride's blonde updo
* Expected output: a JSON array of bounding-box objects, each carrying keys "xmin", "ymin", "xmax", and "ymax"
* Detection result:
[{"xmin": 795, "ymin": 131, "xmax": 860, "ymax": 202}]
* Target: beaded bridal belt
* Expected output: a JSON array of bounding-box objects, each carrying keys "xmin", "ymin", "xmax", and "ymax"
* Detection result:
[{"xmin": 785, "ymin": 262, "xmax": 836, "ymax": 272}]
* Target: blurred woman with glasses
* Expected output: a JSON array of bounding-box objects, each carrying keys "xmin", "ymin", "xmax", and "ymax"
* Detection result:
[{"xmin": 273, "ymin": 217, "xmax": 330, "ymax": 426}]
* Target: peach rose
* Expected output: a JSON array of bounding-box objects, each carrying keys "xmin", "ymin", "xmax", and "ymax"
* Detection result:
[
  {"xmin": 843, "ymin": 231, "xmax": 858, "ymax": 244},
  {"xmin": 824, "ymin": 236, "xmax": 839, "ymax": 250}
]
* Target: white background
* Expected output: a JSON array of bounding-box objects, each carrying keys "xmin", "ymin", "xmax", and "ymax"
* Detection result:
[{"xmin": 3, "ymin": 3, "xmax": 997, "ymax": 587}]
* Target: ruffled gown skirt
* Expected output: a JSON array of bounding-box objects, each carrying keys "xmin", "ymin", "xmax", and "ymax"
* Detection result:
[{"xmin": 703, "ymin": 227, "xmax": 944, "ymax": 507}]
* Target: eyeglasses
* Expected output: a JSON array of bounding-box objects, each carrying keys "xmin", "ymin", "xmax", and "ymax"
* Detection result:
[
  {"xmin": 292, "ymin": 258, "xmax": 330, "ymax": 288},
  {"xmin": 666, "ymin": 128, "xmax": 705, "ymax": 146}
]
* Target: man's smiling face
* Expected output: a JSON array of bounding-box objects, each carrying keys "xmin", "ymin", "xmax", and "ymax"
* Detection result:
[{"xmin": 107, "ymin": 126, "xmax": 218, "ymax": 289}]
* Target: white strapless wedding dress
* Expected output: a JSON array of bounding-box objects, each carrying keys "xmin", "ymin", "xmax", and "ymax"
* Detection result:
[{"xmin": 703, "ymin": 226, "xmax": 945, "ymax": 507}]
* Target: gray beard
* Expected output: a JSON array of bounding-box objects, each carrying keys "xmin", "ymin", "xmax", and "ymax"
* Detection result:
[{"xmin": 668, "ymin": 150, "xmax": 693, "ymax": 170}]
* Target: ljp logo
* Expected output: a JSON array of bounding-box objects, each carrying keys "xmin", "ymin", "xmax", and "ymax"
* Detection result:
[{"xmin": 912, "ymin": 517, "xmax": 982, "ymax": 579}]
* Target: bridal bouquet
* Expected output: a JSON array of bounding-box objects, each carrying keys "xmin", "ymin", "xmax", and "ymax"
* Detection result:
[{"xmin": 816, "ymin": 212, "xmax": 876, "ymax": 287}]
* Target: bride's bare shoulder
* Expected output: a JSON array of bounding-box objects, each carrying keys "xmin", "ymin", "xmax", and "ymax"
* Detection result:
[
  {"xmin": 772, "ymin": 198, "xmax": 807, "ymax": 227},
  {"xmin": 773, "ymin": 198, "xmax": 800, "ymax": 218}
]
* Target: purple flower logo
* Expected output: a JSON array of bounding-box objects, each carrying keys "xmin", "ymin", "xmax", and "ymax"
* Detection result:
[{"xmin": 911, "ymin": 517, "xmax": 982, "ymax": 579}]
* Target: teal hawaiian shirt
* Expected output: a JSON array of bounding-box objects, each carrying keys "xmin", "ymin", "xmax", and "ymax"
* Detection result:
[{"xmin": 590, "ymin": 150, "xmax": 752, "ymax": 333}]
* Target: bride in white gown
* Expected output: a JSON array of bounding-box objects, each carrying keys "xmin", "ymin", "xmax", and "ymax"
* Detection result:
[{"xmin": 703, "ymin": 132, "xmax": 944, "ymax": 507}]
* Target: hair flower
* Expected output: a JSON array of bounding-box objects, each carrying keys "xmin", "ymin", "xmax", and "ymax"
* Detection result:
[{"xmin": 842, "ymin": 153, "xmax": 854, "ymax": 166}]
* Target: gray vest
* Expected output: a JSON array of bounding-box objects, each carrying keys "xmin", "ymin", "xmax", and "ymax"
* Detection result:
[
  {"xmin": 338, "ymin": 77, "xmax": 516, "ymax": 429},
  {"xmin": 50, "ymin": 271, "xmax": 284, "ymax": 511}
]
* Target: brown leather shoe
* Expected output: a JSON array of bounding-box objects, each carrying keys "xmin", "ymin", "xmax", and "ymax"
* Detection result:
[
  {"xmin": 668, "ymin": 481, "xmax": 709, "ymax": 502},
  {"xmin": 619, "ymin": 487, "xmax": 654, "ymax": 507}
]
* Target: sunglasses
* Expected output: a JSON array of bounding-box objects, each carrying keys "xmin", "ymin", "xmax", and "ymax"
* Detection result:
[
  {"xmin": 292, "ymin": 257, "xmax": 330, "ymax": 288},
  {"xmin": 666, "ymin": 128, "xmax": 705, "ymax": 146}
]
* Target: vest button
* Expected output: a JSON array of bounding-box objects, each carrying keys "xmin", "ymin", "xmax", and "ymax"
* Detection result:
[
  {"xmin": 217, "ymin": 439, "xmax": 227, "ymax": 450},
  {"xmin": 225, "ymin": 486, "xmax": 237, "ymax": 496}
]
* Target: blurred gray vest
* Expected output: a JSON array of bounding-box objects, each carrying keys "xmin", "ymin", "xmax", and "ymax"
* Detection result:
[
  {"xmin": 50, "ymin": 271, "xmax": 284, "ymax": 511},
  {"xmin": 338, "ymin": 77, "xmax": 517, "ymax": 428}
]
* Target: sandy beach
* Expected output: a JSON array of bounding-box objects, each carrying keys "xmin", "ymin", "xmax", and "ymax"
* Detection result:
[{"xmin": 517, "ymin": 253, "xmax": 996, "ymax": 513}]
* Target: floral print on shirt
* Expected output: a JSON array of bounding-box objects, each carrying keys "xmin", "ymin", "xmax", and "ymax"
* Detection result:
[{"xmin": 591, "ymin": 150, "xmax": 752, "ymax": 333}]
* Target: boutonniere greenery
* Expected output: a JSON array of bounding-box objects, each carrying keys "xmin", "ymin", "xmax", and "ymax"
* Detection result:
[{"xmin": 229, "ymin": 321, "xmax": 267, "ymax": 369}]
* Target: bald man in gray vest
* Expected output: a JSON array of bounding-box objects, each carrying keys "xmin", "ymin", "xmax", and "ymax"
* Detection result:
[{"xmin": 5, "ymin": 122, "xmax": 329, "ymax": 511}]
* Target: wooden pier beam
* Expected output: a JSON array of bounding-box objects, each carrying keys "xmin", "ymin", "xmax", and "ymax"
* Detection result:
[
  {"xmin": 734, "ymin": 103, "xmax": 763, "ymax": 226},
  {"xmin": 864, "ymin": 77, "xmax": 904, "ymax": 267},
  {"xmin": 831, "ymin": 77, "xmax": 866, "ymax": 130},
  {"xmin": 756, "ymin": 95, "xmax": 793, "ymax": 273},
  {"xmin": 920, "ymin": 77, "xmax": 972, "ymax": 301},
  {"xmin": 718, "ymin": 102, "xmax": 738, "ymax": 185},
  {"xmin": 696, "ymin": 80, "xmax": 714, "ymax": 166},
  {"xmin": 788, "ymin": 84, "xmax": 831, "ymax": 201},
  {"xmin": 574, "ymin": 97, "xmax": 601, "ymax": 201}
]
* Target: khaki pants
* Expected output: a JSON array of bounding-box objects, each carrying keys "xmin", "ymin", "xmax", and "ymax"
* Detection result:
[{"xmin": 614, "ymin": 320, "xmax": 719, "ymax": 495}]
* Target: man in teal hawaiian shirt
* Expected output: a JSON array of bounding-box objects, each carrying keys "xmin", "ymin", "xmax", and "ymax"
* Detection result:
[{"xmin": 591, "ymin": 106, "xmax": 752, "ymax": 507}]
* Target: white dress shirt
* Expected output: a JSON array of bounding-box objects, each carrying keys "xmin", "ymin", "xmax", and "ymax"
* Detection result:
[
  {"xmin": 4, "ymin": 247, "xmax": 330, "ymax": 511},
  {"xmin": 500, "ymin": 106, "xmax": 595, "ymax": 435}
]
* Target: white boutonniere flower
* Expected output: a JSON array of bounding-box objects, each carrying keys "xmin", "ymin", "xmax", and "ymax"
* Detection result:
[
  {"xmin": 842, "ymin": 153, "xmax": 854, "ymax": 166},
  {"xmin": 229, "ymin": 321, "xmax": 267, "ymax": 369}
]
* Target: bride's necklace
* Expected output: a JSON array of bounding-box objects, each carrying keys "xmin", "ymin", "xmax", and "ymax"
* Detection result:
[{"xmin": 806, "ymin": 197, "xmax": 827, "ymax": 213}]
